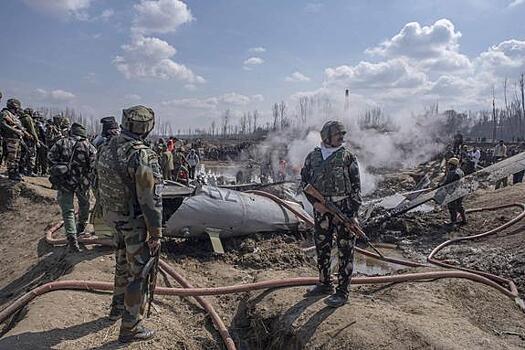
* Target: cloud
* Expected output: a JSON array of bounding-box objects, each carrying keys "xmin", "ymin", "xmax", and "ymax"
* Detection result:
[
  {"xmin": 248, "ymin": 47, "xmax": 266, "ymax": 53},
  {"xmin": 476, "ymin": 39, "xmax": 525, "ymax": 77},
  {"xmin": 132, "ymin": 0, "xmax": 193, "ymax": 34},
  {"xmin": 243, "ymin": 57, "xmax": 264, "ymax": 65},
  {"xmin": 97, "ymin": 8, "xmax": 114, "ymax": 21},
  {"xmin": 251, "ymin": 94, "xmax": 265, "ymax": 102},
  {"xmin": 162, "ymin": 92, "xmax": 260, "ymax": 111},
  {"xmin": 22, "ymin": 0, "xmax": 92, "ymax": 20},
  {"xmin": 508, "ymin": 0, "xmax": 525, "ymax": 7},
  {"xmin": 34, "ymin": 88, "xmax": 76, "ymax": 103},
  {"xmin": 315, "ymin": 19, "xmax": 525, "ymax": 114},
  {"xmin": 325, "ymin": 59, "xmax": 427, "ymax": 90},
  {"xmin": 113, "ymin": 35, "xmax": 205, "ymax": 83},
  {"xmin": 285, "ymin": 71, "xmax": 311, "ymax": 82},
  {"xmin": 367, "ymin": 19, "xmax": 461, "ymax": 59},
  {"xmin": 304, "ymin": 2, "xmax": 323, "ymax": 13}
]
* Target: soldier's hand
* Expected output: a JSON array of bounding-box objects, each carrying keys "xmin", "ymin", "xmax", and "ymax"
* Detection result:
[{"xmin": 148, "ymin": 237, "xmax": 161, "ymax": 255}]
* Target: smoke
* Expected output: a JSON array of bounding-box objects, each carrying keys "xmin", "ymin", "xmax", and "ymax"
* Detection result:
[{"xmin": 256, "ymin": 92, "xmax": 447, "ymax": 195}]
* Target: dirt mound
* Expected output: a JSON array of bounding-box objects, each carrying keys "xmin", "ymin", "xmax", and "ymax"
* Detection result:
[{"xmin": 234, "ymin": 270, "xmax": 525, "ymax": 350}]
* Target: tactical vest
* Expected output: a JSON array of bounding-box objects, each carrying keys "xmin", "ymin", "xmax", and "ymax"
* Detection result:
[
  {"xmin": 0, "ymin": 109, "xmax": 22, "ymax": 138},
  {"xmin": 97, "ymin": 136, "xmax": 148, "ymax": 216},
  {"xmin": 308, "ymin": 147, "xmax": 354, "ymax": 197}
]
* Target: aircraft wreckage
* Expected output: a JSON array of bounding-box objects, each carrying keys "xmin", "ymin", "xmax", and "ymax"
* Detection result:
[{"xmin": 92, "ymin": 151, "xmax": 525, "ymax": 253}]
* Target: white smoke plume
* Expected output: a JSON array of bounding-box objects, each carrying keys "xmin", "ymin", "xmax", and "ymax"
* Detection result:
[{"xmin": 256, "ymin": 91, "xmax": 447, "ymax": 195}]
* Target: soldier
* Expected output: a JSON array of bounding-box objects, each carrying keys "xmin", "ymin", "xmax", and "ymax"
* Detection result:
[
  {"xmin": 92, "ymin": 116, "xmax": 120, "ymax": 149},
  {"xmin": 46, "ymin": 115, "xmax": 65, "ymax": 149},
  {"xmin": 172, "ymin": 147, "xmax": 188, "ymax": 182},
  {"xmin": 301, "ymin": 121, "xmax": 362, "ymax": 307},
  {"xmin": 48, "ymin": 122, "xmax": 96, "ymax": 252},
  {"xmin": 19, "ymin": 108, "xmax": 40, "ymax": 176},
  {"xmin": 0, "ymin": 98, "xmax": 31, "ymax": 181},
  {"xmin": 96, "ymin": 106, "xmax": 162, "ymax": 343},
  {"xmin": 440, "ymin": 157, "xmax": 467, "ymax": 225},
  {"xmin": 33, "ymin": 112, "xmax": 48, "ymax": 175}
]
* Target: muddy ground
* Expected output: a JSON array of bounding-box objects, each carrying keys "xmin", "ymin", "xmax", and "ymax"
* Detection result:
[{"xmin": 0, "ymin": 175, "xmax": 524, "ymax": 349}]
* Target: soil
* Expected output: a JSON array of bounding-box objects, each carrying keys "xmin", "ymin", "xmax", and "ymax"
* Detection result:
[{"xmin": 0, "ymin": 175, "xmax": 524, "ymax": 349}]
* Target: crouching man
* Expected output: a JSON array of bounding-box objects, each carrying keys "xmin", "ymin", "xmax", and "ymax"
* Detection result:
[{"xmin": 301, "ymin": 121, "xmax": 362, "ymax": 307}]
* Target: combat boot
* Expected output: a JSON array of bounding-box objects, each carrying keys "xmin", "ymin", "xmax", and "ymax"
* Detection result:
[
  {"xmin": 67, "ymin": 234, "xmax": 83, "ymax": 253},
  {"xmin": 118, "ymin": 325, "xmax": 156, "ymax": 343},
  {"xmin": 324, "ymin": 291, "xmax": 348, "ymax": 308},
  {"xmin": 108, "ymin": 307, "xmax": 123, "ymax": 321},
  {"xmin": 304, "ymin": 283, "xmax": 334, "ymax": 297},
  {"xmin": 76, "ymin": 223, "xmax": 87, "ymax": 235}
]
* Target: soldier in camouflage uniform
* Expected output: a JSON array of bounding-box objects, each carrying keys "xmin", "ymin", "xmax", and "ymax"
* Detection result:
[
  {"xmin": 33, "ymin": 112, "xmax": 48, "ymax": 175},
  {"xmin": 19, "ymin": 108, "xmax": 40, "ymax": 176},
  {"xmin": 0, "ymin": 99, "xmax": 33, "ymax": 181},
  {"xmin": 301, "ymin": 121, "xmax": 362, "ymax": 307},
  {"xmin": 46, "ymin": 115, "xmax": 66, "ymax": 149},
  {"xmin": 48, "ymin": 123, "xmax": 96, "ymax": 252},
  {"xmin": 96, "ymin": 106, "xmax": 162, "ymax": 343}
]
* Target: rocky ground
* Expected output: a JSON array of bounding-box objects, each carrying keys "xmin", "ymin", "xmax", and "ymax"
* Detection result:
[{"xmin": 0, "ymin": 174, "xmax": 524, "ymax": 349}]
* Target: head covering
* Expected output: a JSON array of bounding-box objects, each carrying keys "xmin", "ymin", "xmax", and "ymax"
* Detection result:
[
  {"xmin": 70, "ymin": 122, "xmax": 87, "ymax": 138},
  {"xmin": 100, "ymin": 116, "xmax": 119, "ymax": 136}
]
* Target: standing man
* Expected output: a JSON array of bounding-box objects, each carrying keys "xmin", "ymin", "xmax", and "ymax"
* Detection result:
[
  {"xmin": 0, "ymin": 98, "xmax": 30, "ymax": 181},
  {"xmin": 92, "ymin": 116, "xmax": 120, "ymax": 149},
  {"xmin": 33, "ymin": 112, "xmax": 48, "ymax": 175},
  {"xmin": 19, "ymin": 108, "xmax": 40, "ymax": 176},
  {"xmin": 96, "ymin": 106, "xmax": 162, "ymax": 343},
  {"xmin": 440, "ymin": 157, "xmax": 467, "ymax": 225},
  {"xmin": 301, "ymin": 121, "xmax": 362, "ymax": 307},
  {"xmin": 159, "ymin": 143, "xmax": 174, "ymax": 180},
  {"xmin": 48, "ymin": 122, "xmax": 96, "ymax": 251},
  {"xmin": 186, "ymin": 148, "xmax": 199, "ymax": 179}
]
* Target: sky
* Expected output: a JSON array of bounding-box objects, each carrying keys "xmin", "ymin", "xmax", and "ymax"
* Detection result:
[{"xmin": 0, "ymin": 0, "xmax": 524, "ymax": 130}]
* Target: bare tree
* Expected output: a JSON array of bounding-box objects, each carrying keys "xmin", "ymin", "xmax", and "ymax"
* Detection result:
[
  {"xmin": 492, "ymin": 86, "xmax": 497, "ymax": 142},
  {"xmin": 253, "ymin": 109, "xmax": 258, "ymax": 133},
  {"xmin": 519, "ymin": 73, "xmax": 525, "ymax": 135},
  {"xmin": 272, "ymin": 103, "xmax": 279, "ymax": 130}
]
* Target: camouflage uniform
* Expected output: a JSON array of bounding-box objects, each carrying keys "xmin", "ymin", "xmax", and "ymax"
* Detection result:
[
  {"xmin": 0, "ymin": 101, "xmax": 26, "ymax": 180},
  {"xmin": 48, "ymin": 123, "xmax": 96, "ymax": 248},
  {"xmin": 46, "ymin": 116, "xmax": 66, "ymax": 149},
  {"xmin": 96, "ymin": 106, "xmax": 162, "ymax": 338},
  {"xmin": 19, "ymin": 109, "xmax": 39, "ymax": 175},
  {"xmin": 301, "ymin": 144, "xmax": 362, "ymax": 299},
  {"xmin": 442, "ymin": 166, "xmax": 466, "ymax": 224},
  {"xmin": 33, "ymin": 115, "xmax": 48, "ymax": 175}
]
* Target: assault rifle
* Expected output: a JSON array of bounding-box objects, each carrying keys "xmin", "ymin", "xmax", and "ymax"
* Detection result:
[
  {"xmin": 141, "ymin": 246, "xmax": 160, "ymax": 317},
  {"xmin": 303, "ymin": 184, "xmax": 384, "ymax": 258}
]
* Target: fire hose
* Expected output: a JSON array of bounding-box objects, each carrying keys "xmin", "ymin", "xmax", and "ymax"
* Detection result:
[
  {"xmin": 0, "ymin": 200, "xmax": 524, "ymax": 349},
  {"xmin": 248, "ymin": 190, "xmax": 525, "ymax": 307}
]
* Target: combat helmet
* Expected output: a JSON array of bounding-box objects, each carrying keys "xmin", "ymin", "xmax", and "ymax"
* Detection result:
[
  {"xmin": 121, "ymin": 105, "xmax": 155, "ymax": 136},
  {"xmin": 24, "ymin": 107, "xmax": 34, "ymax": 116},
  {"xmin": 447, "ymin": 157, "xmax": 460, "ymax": 166},
  {"xmin": 6, "ymin": 98, "xmax": 21, "ymax": 111},
  {"xmin": 320, "ymin": 120, "xmax": 346, "ymax": 143}
]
